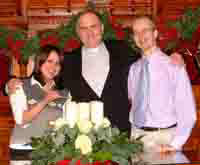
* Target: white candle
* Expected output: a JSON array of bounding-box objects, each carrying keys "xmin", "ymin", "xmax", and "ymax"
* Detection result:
[
  {"xmin": 65, "ymin": 101, "xmax": 78, "ymax": 128},
  {"xmin": 90, "ymin": 101, "xmax": 104, "ymax": 126},
  {"xmin": 63, "ymin": 101, "xmax": 67, "ymax": 120},
  {"xmin": 78, "ymin": 102, "xmax": 90, "ymax": 121}
]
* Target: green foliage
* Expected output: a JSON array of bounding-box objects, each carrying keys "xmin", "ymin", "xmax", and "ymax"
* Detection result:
[
  {"xmin": 168, "ymin": 7, "xmax": 200, "ymax": 40},
  {"xmin": 57, "ymin": 13, "xmax": 80, "ymax": 49},
  {"xmin": 0, "ymin": 4, "xmax": 137, "ymax": 63},
  {"xmin": 30, "ymin": 122, "xmax": 143, "ymax": 165}
]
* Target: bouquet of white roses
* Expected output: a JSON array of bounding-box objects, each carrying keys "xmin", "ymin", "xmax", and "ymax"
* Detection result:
[{"xmin": 30, "ymin": 101, "xmax": 143, "ymax": 165}]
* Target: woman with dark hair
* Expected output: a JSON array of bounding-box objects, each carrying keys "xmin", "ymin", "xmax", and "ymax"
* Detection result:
[
  {"xmin": 9, "ymin": 45, "xmax": 68, "ymax": 152},
  {"xmin": 33, "ymin": 45, "xmax": 63, "ymax": 88}
]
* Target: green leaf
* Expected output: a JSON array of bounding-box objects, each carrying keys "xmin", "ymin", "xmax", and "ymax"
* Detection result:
[
  {"xmin": 113, "ymin": 156, "xmax": 129, "ymax": 165},
  {"xmin": 92, "ymin": 151, "xmax": 112, "ymax": 161}
]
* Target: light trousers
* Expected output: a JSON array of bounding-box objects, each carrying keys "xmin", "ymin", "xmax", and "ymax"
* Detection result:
[
  {"xmin": 131, "ymin": 127, "xmax": 189, "ymax": 164},
  {"xmin": 131, "ymin": 126, "xmax": 176, "ymax": 152}
]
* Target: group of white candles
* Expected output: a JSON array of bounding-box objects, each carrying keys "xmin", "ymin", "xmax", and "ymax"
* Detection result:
[{"xmin": 63, "ymin": 100, "xmax": 104, "ymax": 128}]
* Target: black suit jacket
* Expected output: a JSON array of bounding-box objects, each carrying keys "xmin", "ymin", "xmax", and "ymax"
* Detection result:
[{"xmin": 61, "ymin": 40, "xmax": 140, "ymax": 134}]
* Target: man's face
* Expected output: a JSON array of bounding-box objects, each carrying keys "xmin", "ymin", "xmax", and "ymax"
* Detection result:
[
  {"xmin": 132, "ymin": 18, "xmax": 157, "ymax": 53},
  {"xmin": 77, "ymin": 12, "xmax": 103, "ymax": 48}
]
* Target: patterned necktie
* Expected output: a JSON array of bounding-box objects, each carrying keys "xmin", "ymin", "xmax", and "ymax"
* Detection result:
[{"xmin": 134, "ymin": 59, "xmax": 150, "ymax": 127}]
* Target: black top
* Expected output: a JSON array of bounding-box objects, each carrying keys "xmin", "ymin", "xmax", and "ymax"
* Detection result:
[{"xmin": 60, "ymin": 40, "xmax": 140, "ymax": 134}]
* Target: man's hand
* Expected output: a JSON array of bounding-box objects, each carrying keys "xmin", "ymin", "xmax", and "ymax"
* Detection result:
[
  {"xmin": 157, "ymin": 144, "xmax": 176, "ymax": 153},
  {"xmin": 155, "ymin": 148, "xmax": 176, "ymax": 160},
  {"xmin": 170, "ymin": 52, "xmax": 185, "ymax": 66}
]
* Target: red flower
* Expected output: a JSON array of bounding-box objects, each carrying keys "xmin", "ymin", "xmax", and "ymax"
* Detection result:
[
  {"xmin": 64, "ymin": 38, "xmax": 80, "ymax": 52},
  {"xmin": 7, "ymin": 36, "xmax": 25, "ymax": 62},
  {"xmin": 57, "ymin": 159, "xmax": 71, "ymax": 165},
  {"xmin": 7, "ymin": 36, "xmax": 14, "ymax": 46},
  {"xmin": 15, "ymin": 40, "xmax": 25, "ymax": 49},
  {"xmin": 109, "ymin": 15, "xmax": 118, "ymax": 26},
  {"xmin": 157, "ymin": 25, "xmax": 178, "ymax": 40},
  {"xmin": 56, "ymin": 160, "xmax": 116, "ymax": 165},
  {"xmin": 93, "ymin": 161, "xmax": 102, "ymax": 165},
  {"xmin": 115, "ymin": 29, "xmax": 125, "ymax": 40},
  {"xmin": 75, "ymin": 160, "xmax": 82, "ymax": 165},
  {"xmin": 157, "ymin": 22, "xmax": 179, "ymax": 50},
  {"xmin": 111, "ymin": 23, "xmax": 125, "ymax": 40},
  {"xmin": 40, "ymin": 35, "xmax": 59, "ymax": 47},
  {"xmin": 191, "ymin": 25, "xmax": 200, "ymax": 44},
  {"xmin": 108, "ymin": 15, "xmax": 126, "ymax": 40},
  {"xmin": 103, "ymin": 160, "xmax": 116, "ymax": 165}
]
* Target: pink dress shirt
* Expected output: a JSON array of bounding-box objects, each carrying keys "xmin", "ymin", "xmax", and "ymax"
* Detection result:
[{"xmin": 128, "ymin": 48, "xmax": 196, "ymax": 149}]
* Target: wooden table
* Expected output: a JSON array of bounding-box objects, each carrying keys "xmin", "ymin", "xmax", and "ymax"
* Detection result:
[{"xmin": 3, "ymin": 151, "xmax": 200, "ymax": 165}]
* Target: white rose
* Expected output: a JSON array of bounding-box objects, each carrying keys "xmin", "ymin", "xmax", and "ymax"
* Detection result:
[
  {"xmin": 102, "ymin": 118, "xmax": 111, "ymax": 128},
  {"xmin": 77, "ymin": 120, "xmax": 92, "ymax": 134},
  {"xmin": 75, "ymin": 135, "xmax": 92, "ymax": 155},
  {"xmin": 52, "ymin": 118, "xmax": 68, "ymax": 130}
]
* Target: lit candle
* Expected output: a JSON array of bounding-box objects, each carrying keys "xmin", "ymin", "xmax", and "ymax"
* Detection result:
[
  {"xmin": 90, "ymin": 101, "xmax": 104, "ymax": 126},
  {"xmin": 78, "ymin": 102, "xmax": 90, "ymax": 121}
]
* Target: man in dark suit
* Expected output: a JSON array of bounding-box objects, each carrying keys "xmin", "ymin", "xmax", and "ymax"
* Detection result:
[{"xmin": 61, "ymin": 10, "xmax": 140, "ymax": 134}]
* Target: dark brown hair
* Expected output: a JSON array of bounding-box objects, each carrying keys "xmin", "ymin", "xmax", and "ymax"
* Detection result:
[{"xmin": 33, "ymin": 45, "xmax": 63, "ymax": 86}]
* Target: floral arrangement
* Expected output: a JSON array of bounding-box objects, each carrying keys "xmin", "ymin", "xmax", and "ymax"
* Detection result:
[
  {"xmin": 157, "ymin": 6, "xmax": 200, "ymax": 82},
  {"xmin": 158, "ymin": 7, "xmax": 200, "ymax": 52},
  {"xmin": 0, "ymin": 3, "xmax": 136, "ymax": 63},
  {"xmin": 30, "ymin": 100, "xmax": 143, "ymax": 165}
]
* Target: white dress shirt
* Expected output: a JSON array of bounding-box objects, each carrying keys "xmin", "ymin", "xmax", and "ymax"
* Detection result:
[
  {"xmin": 128, "ymin": 48, "xmax": 196, "ymax": 149},
  {"xmin": 82, "ymin": 42, "xmax": 110, "ymax": 97}
]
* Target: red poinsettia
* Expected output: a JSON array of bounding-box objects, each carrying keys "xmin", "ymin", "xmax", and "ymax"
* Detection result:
[
  {"xmin": 7, "ymin": 36, "xmax": 25, "ymax": 62},
  {"xmin": 156, "ymin": 16, "xmax": 200, "ymax": 83},
  {"xmin": 109, "ymin": 16, "xmax": 125, "ymax": 40},
  {"xmin": 40, "ymin": 35, "xmax": 59, "ymax": 47},
  {"xmin": 57, "ymin": 159, "xmax": 71, "ymax": 165},
  {"xmin": 156, "ymin": 18, "xmax": 179, "ymax": 51},
  {"xmin": 115, "ymin": 28, "xmax": 125, "ymax": 40},
  {"xmin": 56, "ymin": 160, "xmax": 114, "ymax": 165},
  {"xmin": 158, "ymin": 28, "xmax": 178, "ymax": 50},
  {"xmin": 64, "ymin": 38, "xmax": 80, "ymax": 52}
]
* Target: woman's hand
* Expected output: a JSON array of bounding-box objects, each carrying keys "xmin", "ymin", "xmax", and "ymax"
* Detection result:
[
  {"xmin": 23, "ymin": 90, "xmax": 62, "ymax": 124},
  {"xmin": 43, "ymin": 90, "xmax": 62, "ymax": 103}
]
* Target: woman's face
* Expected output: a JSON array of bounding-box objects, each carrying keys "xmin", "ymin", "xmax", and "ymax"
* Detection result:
[{"xmin": 40, "ymin": 51, "xmax": 61, "ymax": 82}]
